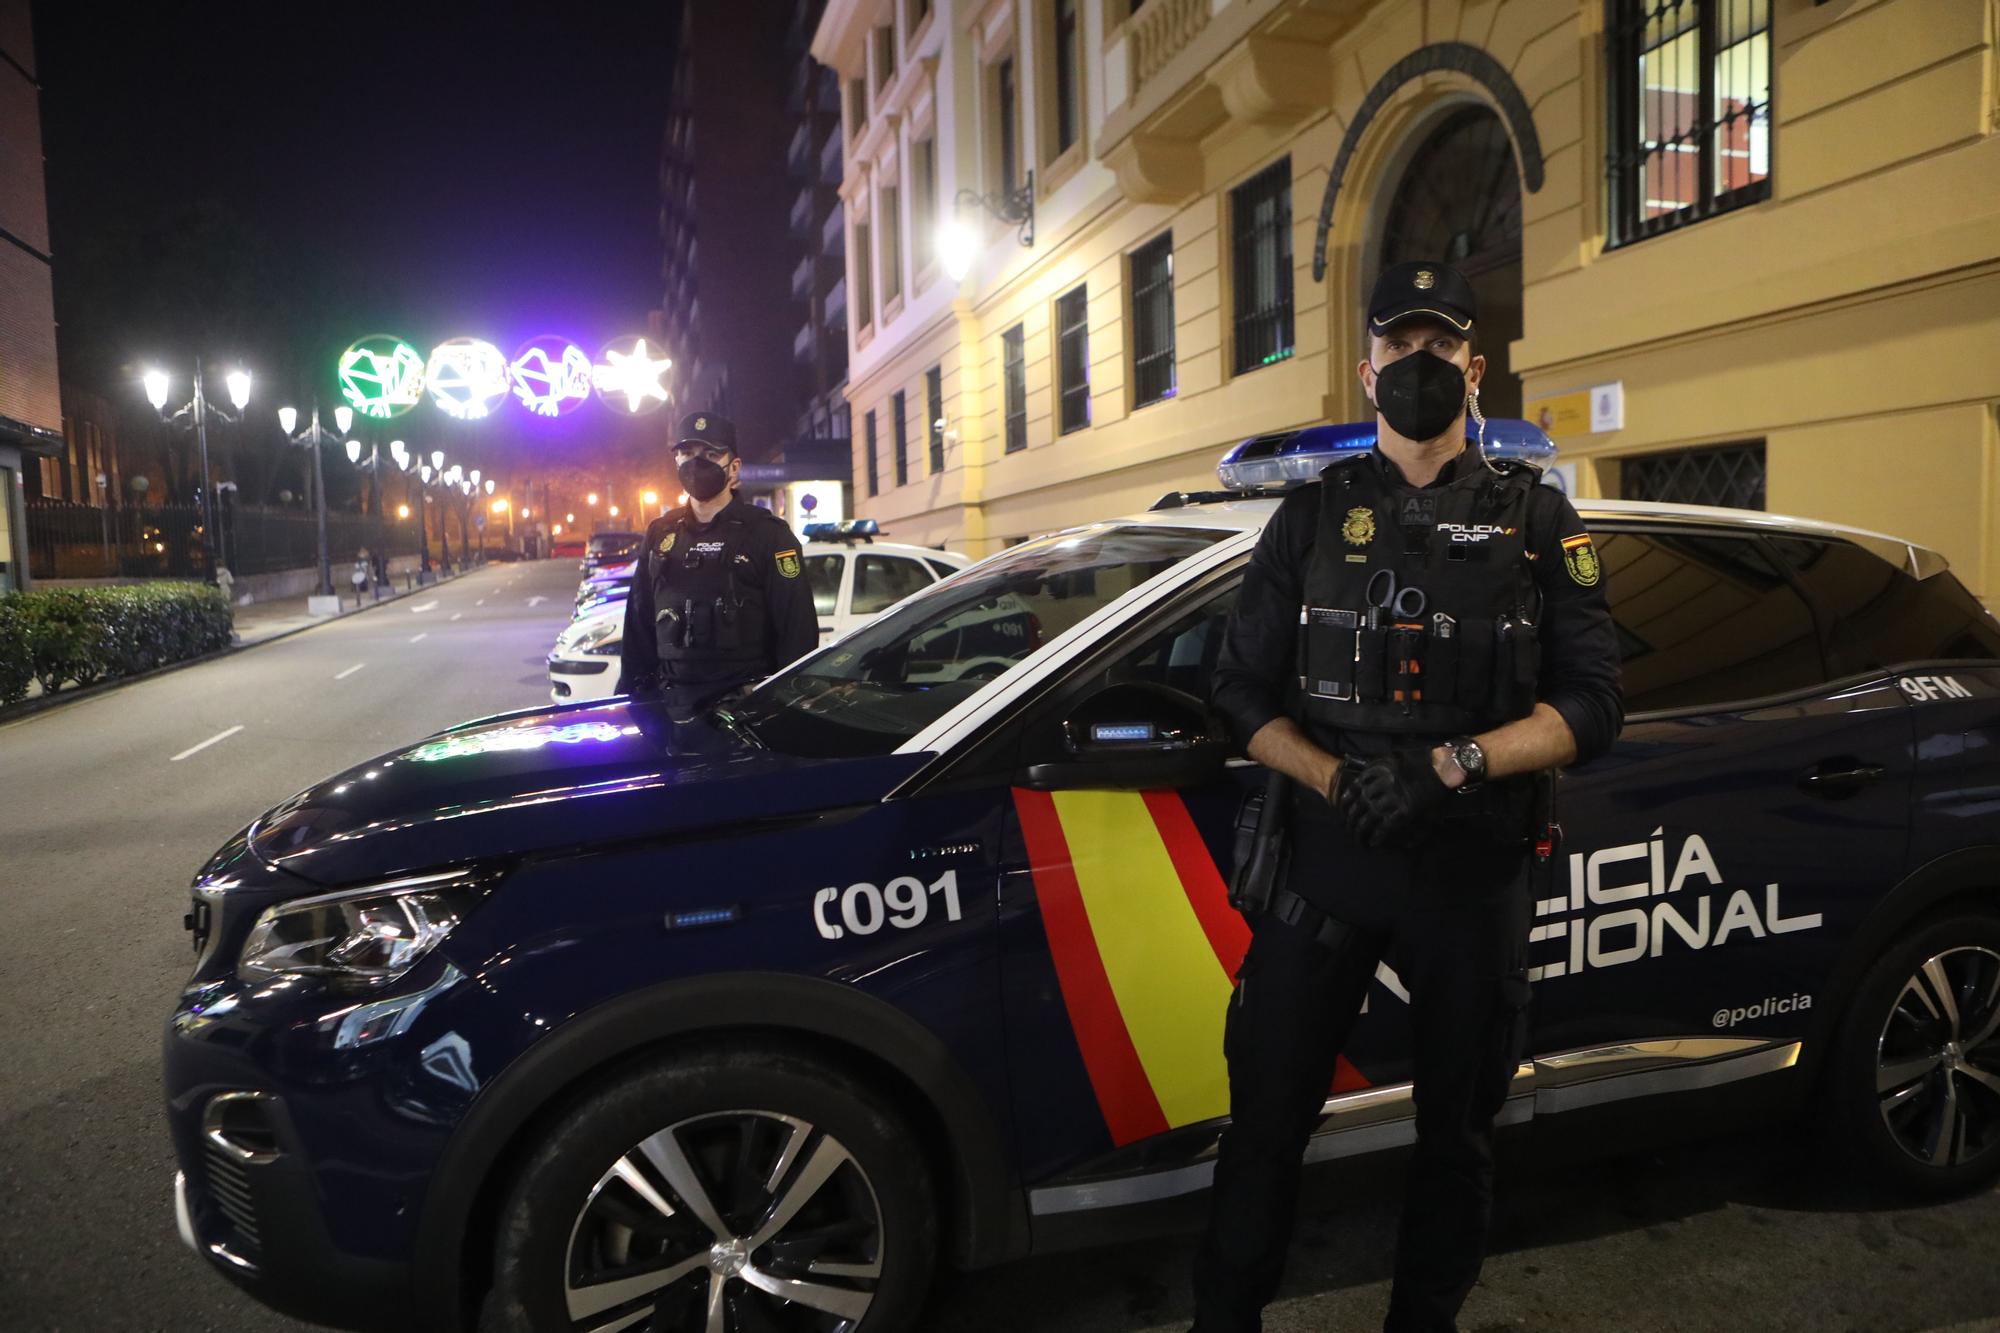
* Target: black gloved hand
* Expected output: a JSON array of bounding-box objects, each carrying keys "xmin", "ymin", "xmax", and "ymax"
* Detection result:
[{"xmin": 1338, "ymin": 746, "xmax": 1451, "ymax": 848}]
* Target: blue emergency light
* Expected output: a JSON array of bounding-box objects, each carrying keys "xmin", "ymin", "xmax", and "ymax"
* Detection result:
[
  {"xmin": 1216, "ymin": 419, "xmax": 1557, "ymax": 491},
  {"xmin": 802, "ymin": 518, "xmax": 881, "ymax": 542}
]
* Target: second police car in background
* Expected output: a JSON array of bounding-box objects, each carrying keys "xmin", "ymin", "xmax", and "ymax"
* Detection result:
[
  {"xmin": 169, "ymin": 422, "xmax": 2000, "ymax": 1333},
  {"xmin": 547, "ymin": 520, "xmax": 972, "ymax": 702}
]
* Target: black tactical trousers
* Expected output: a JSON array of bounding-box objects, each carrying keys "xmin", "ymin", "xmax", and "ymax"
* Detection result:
[{"xmin": 1192, "ymin": 809, "xmax": 1534, "ymax": 1333}]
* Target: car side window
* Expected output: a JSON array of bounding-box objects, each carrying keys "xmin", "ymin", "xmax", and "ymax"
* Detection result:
[
  {"xmin": 804, "ymin": 555, "xmax": 844, "ymax": 618},
  {"xmin": 852, "ymin": 555, "xmax": 934, "ymax": 616},
  {"xmin": 925, "ymin": 558, "xmax": 958, "ymax": 580},
  {"xmin": 1767, "ymin": 536, "xmax": 2000, "ymax": 672},
  {"xmin": 1597, "ymin": 528, "xmax": 1825, "ymax": 712}
]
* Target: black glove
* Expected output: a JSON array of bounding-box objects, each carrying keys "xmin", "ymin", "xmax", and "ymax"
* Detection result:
[{"xmin": 1338, "ymin": 746, "xmax": 1450, "ymax": 848}]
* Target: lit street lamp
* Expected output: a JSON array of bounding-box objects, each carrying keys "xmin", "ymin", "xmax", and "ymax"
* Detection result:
[
  {"xmin": 938, "ymin": 169, "xmax": 1036, "ymax": 283},
  {"xmin": 140, "ymin": 362, "xmax": 252, "ymax": 584},
  {"xmin": 277, "ymin": 401, "xmax": 346, "ymax": 606}
]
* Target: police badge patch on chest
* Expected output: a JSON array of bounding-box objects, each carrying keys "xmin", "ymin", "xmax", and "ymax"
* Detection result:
[
  {"xmin": 1342, "ymin": 507, "xmax": 1376, "ymax": 547},
  {"xmin": 1562, "ymin": 533, "xmax": 1601, "ymax": 586},
  {"xmin": 658, "ymin": 531, "xmax": 676, "ymax": 554}
]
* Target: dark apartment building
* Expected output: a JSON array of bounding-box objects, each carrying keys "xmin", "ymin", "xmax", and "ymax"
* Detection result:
[
  {"xmin": 0, "ymin": 0, "xmax": 62, "ymax": 591},
  {"xmin": 651, "ymin": 0, "xmax": 849, "ymax": 462}
]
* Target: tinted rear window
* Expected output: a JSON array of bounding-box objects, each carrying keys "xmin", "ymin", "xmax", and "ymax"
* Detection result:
[
  {"xmin": 1598, "ymin": 529, "xmax": 1824, "ymax": 712},
  {"xmin": 1768, "ymin": 537, "xmax": 2000, "ymax": 671}
]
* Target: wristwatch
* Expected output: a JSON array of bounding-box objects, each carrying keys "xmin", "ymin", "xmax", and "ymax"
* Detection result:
[{"xmin": 1444, "ymin": 735, "xmax": 1488, "ymax": 790}]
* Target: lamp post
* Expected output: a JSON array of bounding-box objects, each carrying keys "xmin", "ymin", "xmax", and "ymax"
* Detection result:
[
  {"xmin": 344, "ymin": 435, "xmax": 387, "ymax": 595},
  {"xmin": 277, "ymin": 402, "xmax": 348, "ymax": 608},
  {"xmin": 142, "ymin": 362, "xmax": 251, "ymax": 584},
  {"xmin": 392, "ymin": 439, "xmax": 431, "ymax": 581},
  {"xmin": 420, "ymin": 462, "xmax": 454, "ymax": 576}
]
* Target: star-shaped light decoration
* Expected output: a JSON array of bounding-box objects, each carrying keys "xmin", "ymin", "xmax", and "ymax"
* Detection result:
[
  {"xmin": 338, "ymin": 335, "xmax": 426, "ymax": 419},
  {"xmin": 592, "ymin": 336, "xmax": 673, "ymax": 415},
  {"xmin": 509, "ymin": 337, "xmax": 593, "ymax": 418},
  {"xmin": 426, "ymin": 338, "xmax": 511, "ymax": 421}
]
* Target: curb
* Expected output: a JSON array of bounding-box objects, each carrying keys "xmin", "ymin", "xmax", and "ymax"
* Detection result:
[{"xmin": 0, "ymin": 566, "xmax": 490, "ymax": 730}]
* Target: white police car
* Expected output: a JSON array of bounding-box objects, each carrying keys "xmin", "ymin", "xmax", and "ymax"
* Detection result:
[{"xmin": 547, "ymin": 525, "xmax": 971, "ymax": 702}]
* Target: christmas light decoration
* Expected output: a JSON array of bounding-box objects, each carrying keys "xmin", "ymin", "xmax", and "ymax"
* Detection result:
[
  {"xmin": 509, "ymin": 336, "xmax": 593, "ymax": 417},
  {"xmin": 338, "ymin": 335, "xmax": 426, "ymax": 419},
  {"xmin": 591, "ymin": 336, "xmax": 672, "ymax": 414},
  {"xmin": 426, "ymin": 338, "xmax": 511, "ymax": 420}
]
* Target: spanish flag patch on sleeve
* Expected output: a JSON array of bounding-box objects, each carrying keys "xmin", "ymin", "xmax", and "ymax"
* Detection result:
[{"xmin": 1561, "ymin": 532, "xmax": 1601, "ymax": 586}]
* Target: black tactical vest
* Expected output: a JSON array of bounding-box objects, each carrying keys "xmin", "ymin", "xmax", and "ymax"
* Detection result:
[
  {"xmin": 1297, "ymin": 452, "xmax": 1542, "ymax": 735},
  {"xmin": 647, "ymin": 510, "xmax": 772, "ymax": 679}
]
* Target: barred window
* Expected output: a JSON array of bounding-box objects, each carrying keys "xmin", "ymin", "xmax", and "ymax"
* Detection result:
[
  {"xmin": 1002, "ymin": 325, "xmax": 1027, "ymax": 454},
  {"xmin": 1231, "ymin": 158, "xmax": 1294, "ymax": 375},
  {"xmin": 1130, "ymin": 232, "xmax": 1176, "ymax": 408},
  {"xmin": 1620, "ymin": 441, "xmax": 1765, "ymax": 511},
  {"xmin": 926, "ymin": 365, "xmax": 945, "ymax": 473},
  {"xmin": 865, "ymin": 409, "xmax": 879, "ymax": 496},
  {"xmin": 1056, "ymin": 285, "xmax": 1090, "ymax": 435},
  {"xmin": 1606, "ymin": 0, "xmax": 1771, "ymax": 247},
  {"xmin": 892, "ymin": 389, "xmax": 909, "ymax": 486}
]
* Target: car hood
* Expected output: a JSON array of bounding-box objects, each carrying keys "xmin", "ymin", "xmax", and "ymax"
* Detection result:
[{"xmin": 241, "ymin": 699, "xmax": 927, "ymax": 887}]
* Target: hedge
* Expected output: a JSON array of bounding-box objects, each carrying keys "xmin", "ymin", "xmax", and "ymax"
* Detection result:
[{"xmin": 0, "ymin": 583, "xmax": 232, "ymax": 705}]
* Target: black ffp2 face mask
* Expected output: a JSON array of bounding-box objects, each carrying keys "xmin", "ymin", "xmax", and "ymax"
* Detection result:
[
  {"xmin": 677, "ymin": 456, "xmax": 730, "ymax": 502},
  {"xmin": 1370, "ymin": 351, "xmax": 1467, "ymax": 443}
]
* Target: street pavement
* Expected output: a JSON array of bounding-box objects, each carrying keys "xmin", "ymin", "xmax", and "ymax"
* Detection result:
[{"xmin": 1, "ymin": 555, "xmax": 1997, "ymax": 1332}]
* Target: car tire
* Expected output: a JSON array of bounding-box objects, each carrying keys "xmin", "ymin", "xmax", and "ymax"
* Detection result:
[
  {"xmin": 1831, "ymin": 910, "xmax": 2000, "ymax": 1196},
  {"xmin": 479, "ymin": 1045, "xmax": 937, "ymax": 1333}
]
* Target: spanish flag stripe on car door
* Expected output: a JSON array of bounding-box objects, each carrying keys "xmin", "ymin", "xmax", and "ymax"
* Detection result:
[
  {"xmin": 1142, "ymin": 789, "xmax": 1253, "ymax": 977},
  {"xmin": 1013, "ymin": 787, "xmax": 1171, "ymax": 1145}
]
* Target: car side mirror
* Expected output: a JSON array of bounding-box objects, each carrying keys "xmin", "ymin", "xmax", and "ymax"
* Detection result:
[{"xmin": 1018, "ymin": 680, "xmax": 1229, "ymax": 791}]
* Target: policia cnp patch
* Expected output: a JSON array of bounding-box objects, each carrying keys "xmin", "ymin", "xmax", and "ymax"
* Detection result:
[
  {"xmin": 1342, "ymin": 507, "xmax": 1375, "ymax": 547},
  {"xmin": 657, "ymin": 531, "xmax": 676, "ymax": 555},
  {"xmin": 1562, "ymin": 532, "xmax": 1600, "ymax": 586},
  {"xmin": 775, "ymin": 549, "xmax": 802, "ymax": 579}
]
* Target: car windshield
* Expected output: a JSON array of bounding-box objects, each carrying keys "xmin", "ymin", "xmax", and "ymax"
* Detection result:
[{"xmin": 730, "ymin": 524, "xmax": 1232, "ymax": 758}]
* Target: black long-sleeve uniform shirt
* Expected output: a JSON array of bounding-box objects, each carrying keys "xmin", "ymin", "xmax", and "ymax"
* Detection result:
[
  {"xmin": 619, "ymin": 494, "xmax": 819, "ymax": 700},
  {"xmin": 1211, "ymin": 446, "xmax": 1624, "ymax": 767}
]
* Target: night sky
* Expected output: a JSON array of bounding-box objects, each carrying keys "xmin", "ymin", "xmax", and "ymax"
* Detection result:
[{"xmin": 33, "ymin": 1, "xmax": 684, "ymax": 488}]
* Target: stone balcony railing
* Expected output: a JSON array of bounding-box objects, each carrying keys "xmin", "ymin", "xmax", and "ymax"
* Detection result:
[{"xmin": 1128, "ymin": 0, "xmax": 1212, "ymax": 93}]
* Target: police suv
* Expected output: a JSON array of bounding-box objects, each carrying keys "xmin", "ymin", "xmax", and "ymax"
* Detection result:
[{"xmin": 167, "ymin": 423, "xmax": 2000, "ymax": 1333}]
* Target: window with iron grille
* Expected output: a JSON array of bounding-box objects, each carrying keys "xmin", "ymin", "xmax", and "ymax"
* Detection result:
[
  {"xmin": 892, "ymin": 390, "xmax": 908, "ymax": 486},
  {"xmin": 1056, "ymin": 285, "xmax": 1090, "ymax": 435},
  {"xmin": 1052, "ymin": 0, "xmax": 1081, "ymax": 155},
  {"xmin": 926, "ymin": 365, "xmax": 944, "ymax": 473},
  {"xmin": 1606, "ymin": 0, "xmax": 1771, "ymax": 247},
  {"xmin": 1231, "ymin": 157, "xmax": 1294, "ymax": 375},
  {"xmin": 1002, "ymin": 325, "xmax": 1027, "ymax": 454},
  {"xmin": 865, "ymin": 409, "xmax": 879, "ymax": 496},
  {"xmin": 1129, "ymin": 232, "xmax": 1176, "ymax": 407},
  {"xmin": 1620, "ymin": 441, "xmax": 1765, "ymax": 511}
]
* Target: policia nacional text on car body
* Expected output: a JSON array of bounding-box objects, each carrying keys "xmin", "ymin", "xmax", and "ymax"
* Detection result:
[
  {"xmin": 1191, "ymin": 262, "xmax": 1625, "ymax": 1333},
  {"xmin": 619, "ymin": 412, "xmax": 819, "ymax": 710}
]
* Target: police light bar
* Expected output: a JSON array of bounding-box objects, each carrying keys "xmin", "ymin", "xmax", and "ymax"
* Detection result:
[
  {"xmin": 802, "ymin": 518, "xmax": 881, "ymax": 542},
  {"xmin": 1216, "ymin": 419, "xmax": 1557, "ymax": 490}
]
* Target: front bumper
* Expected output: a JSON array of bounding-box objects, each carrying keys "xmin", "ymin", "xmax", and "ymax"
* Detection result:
[{"xmin": 548, "ymin": 652, "xmax": 617, "ymax": 702}]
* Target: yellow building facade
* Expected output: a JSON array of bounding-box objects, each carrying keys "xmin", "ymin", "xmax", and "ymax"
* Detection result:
[{"xmin": 813, "ymin": 0, "xmax": 2000, "ymax": 603}]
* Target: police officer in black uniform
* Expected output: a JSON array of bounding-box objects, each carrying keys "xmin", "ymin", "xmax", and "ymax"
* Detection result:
[
  {"xmin": 1191, "ymin": 262, "xmax": 1624, "ymax": 1333},
  {"xmin": 619, "ymin": 412, "xmax": 819, "ymax": 709}
]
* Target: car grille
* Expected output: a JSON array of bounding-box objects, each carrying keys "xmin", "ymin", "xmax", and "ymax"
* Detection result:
[
  {"xmin": 548, "ymin": 658, "xmax": 611, "ymax": 675},
  {"xmin": 201, "ymin": 1139, "xmax": 262, "ymax": 1257}
]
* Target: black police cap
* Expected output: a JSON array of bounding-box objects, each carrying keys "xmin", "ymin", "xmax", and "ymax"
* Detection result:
[
  {"xmin": 1367, "ymin": 261, "xmax": 1477, "ymax": 336},
  {"xmin": 676, "ymin": 411, "xmax": 738, "ymax": 454}
]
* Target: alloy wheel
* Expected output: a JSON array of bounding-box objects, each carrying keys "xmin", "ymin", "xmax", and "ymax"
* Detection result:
[
  {"xmin": 1876, "ymin": 945, "xmax": 2000, "ymax": 1167},
  {"xmin": 562, "ymin": 1110, "xmax": 884, "ymax": 1333}
]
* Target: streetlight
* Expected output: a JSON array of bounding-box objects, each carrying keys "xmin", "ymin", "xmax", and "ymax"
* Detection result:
[
  {"xmin": 387, "ymin": 438, "xmax": 426, "ymax": 581},
  {"xmin": 139, "ymin": 362, "xmax": 251, "ymax": 584},
  {"xmin": 277, "ymin": 401, "xmax": 342, "ymax": 606},
  {"xmin": 937, "ymin": 169, "xmax": 1035, "ymax": 282},
  {"xmin": 642, "ymin": 489, "xmax": 659, "ymax": 517},
  {"xmin": 608, "ymin": 504, "xmax": 620, "ymax": 518},
  {"xmin": 343, "ymin": 435, "xmax": 389, "ymax": 597}
]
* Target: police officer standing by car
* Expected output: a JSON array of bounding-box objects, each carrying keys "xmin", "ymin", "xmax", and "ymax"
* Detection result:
[
  {"xmin": 1192, "ymin": 262, "xmax": 1624, "ymax": 1333},
  {"xmin": 619, "ymin": 412, "xmax": 819, "ymax": 710}
]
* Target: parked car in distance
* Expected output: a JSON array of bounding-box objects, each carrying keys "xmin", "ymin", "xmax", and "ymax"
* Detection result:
[{"xmin": 582, "ymin": 530, "xmax": 641, "ymax": 573}]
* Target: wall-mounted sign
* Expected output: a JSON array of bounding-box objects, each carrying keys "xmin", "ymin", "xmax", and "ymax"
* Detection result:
[
  {"xmin": 591, "ymin": 336, "xmax": 673, "ymax": 415},
  {"xmin": 426, "ymin": 338, "xmax": 511, "ymax": 421},
  {"xmin": 1526, "ymin": 381, "xmax": 1624, "ymax": 439},
  {"xmin": 509, "ymin": 337, "xmax": 593, "ymax": 417},
  {"xmin": 338, "ymin": 335, "xmax": 426, "ymax": 419}
]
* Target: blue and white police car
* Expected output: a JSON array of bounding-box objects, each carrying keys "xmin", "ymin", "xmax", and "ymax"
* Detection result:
[{"xmin": 168, "ymin": 423, "xmax": 2000, "ymax": 1333}]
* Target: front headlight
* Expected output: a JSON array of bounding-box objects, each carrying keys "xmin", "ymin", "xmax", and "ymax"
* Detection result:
[
  {"xmin": 238, "ymin": 870, "xmax": 486, "ymax": 986},
  {"xmin": 572, "ymin": 618, "xmax": 623, "ymax": 655}
]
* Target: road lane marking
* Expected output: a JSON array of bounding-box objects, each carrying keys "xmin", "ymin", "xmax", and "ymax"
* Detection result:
[
  {"xmin": 451, "ymin": 612, "xmax": 463, "ymax": 621},
  {"xmin": 409, "ymin": 632, "xmax": 428, "ymax": 643},
  {"xmin": 171, "ymin": 725, "xmax": 243, "ymax": 762},
  {"xmin": 527, "ymin": 595, "xmax": 548, "ymax": 606},
  {"xmin": 410, "ymin": 600, "xmax": 438, "ymax": 613},
  {"xmin": 334, "ymin": 663, "xmax": 367, "ymax": 680}
]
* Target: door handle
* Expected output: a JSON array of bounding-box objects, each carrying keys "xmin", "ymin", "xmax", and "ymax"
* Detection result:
[{"xmin": 1799, "ymin": 761, "xmax": 1887, "ymax": 798}]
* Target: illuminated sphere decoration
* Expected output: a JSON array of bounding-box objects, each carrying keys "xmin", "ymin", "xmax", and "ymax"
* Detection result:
[
  {"xmin": 426, "ymin": 338, "xmax": 511, "ymax": 421},
  {"xmin": 508, "ymin": 336, "xmax": 593, "ymax": 418},
  {"xmin": 338, "ymin": 335, "xmax": 426, "ymax": 420},
  {"xmin": 591, "ymin": 336, "xmax": 673, "ymax": 415}
]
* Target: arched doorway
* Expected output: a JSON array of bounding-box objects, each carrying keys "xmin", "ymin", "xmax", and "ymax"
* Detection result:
[{"xmin": 1377, "ymin": 106, "xmax": 1525, "ymax": 418}]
